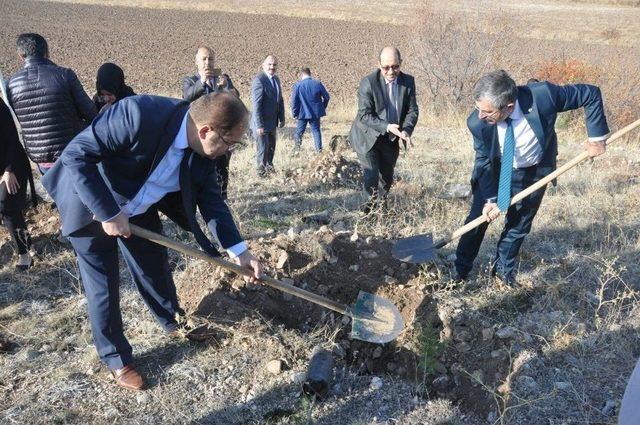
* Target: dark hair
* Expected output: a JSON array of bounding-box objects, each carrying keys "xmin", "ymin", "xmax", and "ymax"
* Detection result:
[
  {"xmin": 301, "ymin": 67, "xmax": 311, "ymax": 76},
  {"xmin": 527, "ymin": 78, "xmax": 540, "ymax": 85},
  {"xmin": 378, "ymin": 46, "xmax": 402, "ymax": 63},
  {"xmin": 472, "ymin": 70, "xmax": 518, "ymax": 110},
  {"xmin": 189, "ymin": 91, "xmax": 248, "ymax": 133},
  {"xmin": 16, "ymin": 33, "xmax": 48, "ymax": 58}
]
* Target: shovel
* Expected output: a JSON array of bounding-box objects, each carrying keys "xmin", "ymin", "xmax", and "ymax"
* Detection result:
[
  {"xmin": 130, "ymin": 224, "xmax": 404, "ymax": 344},
  {"xmin": 393, "ymin": 118, "xmax": 640, "ymax": 263}
]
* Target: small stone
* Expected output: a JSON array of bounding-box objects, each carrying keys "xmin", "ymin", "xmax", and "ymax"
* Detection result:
[
  {"xmin": 432, "ymin": 375, "xmax": 450, "ymax": 392},
  {"xmin": 601, "ymin": 399, "xmax": 616, "ymax": 416},
  {"xmin": 21, "ymin": 349, "xmax": 40, "ymax": 362},
  {"xmin": 384, "ymin": 275, "xmax": 398, "ymax": 284},
  {"xmin": 291, "ymin": 372, "xmax": 306, "ymax": 384},
  {"xmin": 348, "ymin": 264, "xmax": 359, "ymax": 272},
  {"xmin": 365, "ymin": 236, "xmax": 373, "ymax": 244},
  {"xmin": 361, "ymin": 250, "xmax": 378, "ymax": 259},
  {"xmin": 276, "ymin": 251, "xmax": 289, "ymax": 269},
  {"xmin": 266, "ymin": 359, "xmax": 283, "ymax": 375},
  {"xmin": 454, "ymin": 330, "xmax": 471, "ymax": 342},
  {"xmin": 554, "ymin": 381, "xmax": 571, "ymax": 391},
  {"xmin": 372, "ymin": 347, "xmax": 383, "ymax": 359},
  {"xmin": 369, "ymin": 376, "xmax": 383, "ymax": 390},
  {"xmin": 482, "ymin": 328, "xmax": 494, "ymax": 341},
  {"xmin": 350, "ymin": 232, "xmax": 359, "ymax": 242},
  {"xmin": 400, "ymin": 263, "xmax": 408, "ymax": 270},
  {"xmin": 327, "ymin": 256, "xmax": 338, "ymax": 264},
  {"xmin": 455, "ymin": 342, "xmax": 471, "ymax": 352},
  {"xmin": 496, "ymin": 326, "xmax": 516, "ymax": 339},
  {"xmin": 287, "ymin": 227, "xmax": 299, "ymax": 238}
]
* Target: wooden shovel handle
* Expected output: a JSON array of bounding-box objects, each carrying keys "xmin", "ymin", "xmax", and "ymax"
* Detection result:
[
  {"xmin": 436, "ymin": 118, "xmax": 640, "ymax": 248},
  {"xmin": 129, "ymin": 224, "xmax": 350, "ymax": 316}
]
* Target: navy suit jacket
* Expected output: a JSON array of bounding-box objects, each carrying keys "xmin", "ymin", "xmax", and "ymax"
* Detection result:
[
  {"xmin": 348, "ymin": 70, "xmax": 419, "ymax": 156},
  {"xmin": 290, "ymin": 77, "xmax": 330, "ymax": 120},
  {"xmin": 469, "ymin": 82, "xmax": 609, "ymax": 200},
  {"xmin": 42, "ymin": 95, "xmax": 243, "ymax": 250},
  {"xmin": 250, "ymin": 72, "xmax": 285, "ymax": 134}
]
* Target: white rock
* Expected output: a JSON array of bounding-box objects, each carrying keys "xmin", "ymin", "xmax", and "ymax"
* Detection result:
[
  {"xmin": 370, "ymin": 376, "xmax": 383, "ymax": 390},
  {"xmin": 276, "ymin": 251, "xmax": 289, "ymax": 269},
  {"xmin": 266, "ymin": 359, "xmax": 283, "ymax": 375},
  {"xmin": 350, "ymin": 232, "xmax": 359, "ymax": 242},
  {"xmin": 348, "ymin": 264, "xmax": 359, "ymax": 272}
]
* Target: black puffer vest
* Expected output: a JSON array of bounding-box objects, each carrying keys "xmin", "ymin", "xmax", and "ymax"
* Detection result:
[{"xmin": 8, "ymin": 57, "xmax": 96, "ymax": 163}]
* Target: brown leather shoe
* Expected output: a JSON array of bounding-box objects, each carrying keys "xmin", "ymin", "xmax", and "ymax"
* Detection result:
[
  {"xmin": 110, "ymin": 364, "xmax": 145, "ymax": 391},
  {"xmin": 169, "ymin": 324, "xmax": 210, "ymax": 342}
]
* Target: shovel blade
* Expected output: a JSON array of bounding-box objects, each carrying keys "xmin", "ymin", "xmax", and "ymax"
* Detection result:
[
  {"xmin": 392, "ymin": 234, "xmax": 435, "ymax": 264},
  {"xmin": 349, "ymin": 291, "xmax": 405, "ymax": 344}
]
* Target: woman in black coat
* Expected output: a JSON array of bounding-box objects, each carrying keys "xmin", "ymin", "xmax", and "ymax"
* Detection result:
[
  {"xmin": 0, "ymin": 100, "xmax": 36, "ymax": 270},
  {"xmin": 93, "ymin": 62, "xmax": 136, "ymax": 113}
]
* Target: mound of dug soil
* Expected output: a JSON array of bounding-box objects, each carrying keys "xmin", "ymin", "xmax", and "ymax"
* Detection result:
[
  {"xmin": 284, "ymin": 151, "xmax": 362, "ymax": 188},
  {"xmin": 174, "ymin": 227, "xmax": 519, "ymax": 418}
]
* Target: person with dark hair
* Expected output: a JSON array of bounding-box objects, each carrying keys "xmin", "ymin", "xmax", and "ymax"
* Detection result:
[
  {"xmin": 251, "ymin": 55, "xmax": 285, "ymax": 177},
  {"xmin": 41, "ymin": 91, "xmax": 262, "ymax": 391},
  {"xmin": 182, "ymin": 47, "xmax": 240, "ymax": 199},
  {"xmin": 1, "ymin": 100, "xmax": 36, "ymax": 270},
  {"xmin": 7, "ymin": 33, "xmax": 96, "ymax": 175},
  {"xmin": 93, "ymin": 62, "xmax": 136, "ymax": 113},
  {"xmin": 290, "ymin": 67, "xmax": 330, "ymax": 152},
  {"xmin": 349, "ymin": 46, "xmax": 419, "ymax": 215},
  {"xmin": 454, "ymin": 69, "xmax": 609, "ymax": 285}
]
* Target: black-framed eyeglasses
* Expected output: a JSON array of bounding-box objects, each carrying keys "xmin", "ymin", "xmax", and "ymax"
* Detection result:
[
  {"xmin": 217, "ymin": 132, "xmax": 246, "ymax": 152},
  {"xmin": 381, "ymin": 64, "xmax": 400, "ymax": 71}
]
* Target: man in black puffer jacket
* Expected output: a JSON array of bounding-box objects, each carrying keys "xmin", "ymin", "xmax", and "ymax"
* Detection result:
[{"xmin": 7, "ymin": 33, "xmax": 96, "ymax": 174}]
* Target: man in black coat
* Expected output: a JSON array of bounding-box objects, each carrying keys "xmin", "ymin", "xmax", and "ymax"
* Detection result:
[
  {"xmin": 42, "ymin": 92, "xmax": 262, "ymax": 391},
  {"xmin": 0, "ymin": 100, "xmax": 35, "ymax": 269},
  {"xmin": 349, "ymin": 47, "xmax": 419, "ymax": 214},
  {"xmin": 7, "ymin": 33, "xmax": 96, "ymax": 174},
  {"xmin": 182, "ymin": 46, "xmax": 239, "ymax": 199}
]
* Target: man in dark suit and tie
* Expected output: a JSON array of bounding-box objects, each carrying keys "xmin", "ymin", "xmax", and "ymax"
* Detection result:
[
  {"xmin": 251, "ymin": 55, "xmax": 285, "ymax": 177},
  {"xmin": 454, "ymin": 70, "xmax": 609, "ymax": 285},
  {"xmin": 291, "ymin": 67, "xmax": 330, "ymax": 152},
  {"xmin": 42, "ymin": 92, "xmax": 263, "ymax": 391},
  {"xmin": 349, "ymin": 47, "xmax": 419, "ymax": 214},
  {"xmin": 182, "ymin": 46, "xmax": 240, "ymax": 199}
]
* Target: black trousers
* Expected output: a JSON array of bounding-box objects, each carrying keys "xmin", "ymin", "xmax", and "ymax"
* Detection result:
[
  {"xmin": 356, "ymin": 135, "xmax": 400, "ymax": 198},
  {"xmin": 0, "ymin": 179, "xmax": 31, "ymax": 255},
  {"xmin": 67, "ymin": 209, "xmax": 182, "ymax": 370},
  {"xmin": 455, "ymin": 165, "xmax": 547, "ymax": 279}
]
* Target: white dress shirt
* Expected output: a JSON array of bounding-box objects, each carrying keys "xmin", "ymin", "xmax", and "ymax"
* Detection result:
[
  {"xmin": 114, "ymin": 113, "xmax": 247, "ymax": 258},
  {"xmin": 497, "ymin": 100, "xmax": 543, "ymax": 169}
]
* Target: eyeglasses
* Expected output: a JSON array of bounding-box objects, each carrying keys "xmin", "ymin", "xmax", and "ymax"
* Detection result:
[
  {"xmin": 381, "ymin": 64, "xmax": 400, "ymax": 71},
  {"xmin": 474, "ymin": 105, "xmax": 503, "ymax": 119},
  {"xmin": 217, "ymin": 131, "xmax": 246, "ymax": 152}
]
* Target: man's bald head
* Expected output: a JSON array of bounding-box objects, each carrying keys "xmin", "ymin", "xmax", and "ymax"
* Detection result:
[
  {"xmin": 379, "ymin": 46, "xmax": 402, "ymax": 82},
  {"xmin": 262, "ymin": 55, "xmax": 278, "ymax": 76}
]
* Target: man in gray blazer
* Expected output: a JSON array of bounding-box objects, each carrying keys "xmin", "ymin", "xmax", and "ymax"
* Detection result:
[
  {"xmin": 251, "ymin": 55, "xmax": 285, "ymax": 177},
  {"xmin": 349, "ymin": 47, "xmax": 419, "ymax": 214}
]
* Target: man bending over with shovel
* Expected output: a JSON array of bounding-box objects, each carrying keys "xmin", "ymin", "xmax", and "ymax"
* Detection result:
[
  {"xmin": 42, "ymin": 91, "xmax": 262, "ymax": 391},
  {"xmin": 454, "ymin": 70, "xmax": 609, "ymax": 286}
]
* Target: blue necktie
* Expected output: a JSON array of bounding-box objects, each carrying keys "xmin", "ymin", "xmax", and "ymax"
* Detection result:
[{"xmin": 497, "ymin": 117, "xmax": 515, "ymax": 211}]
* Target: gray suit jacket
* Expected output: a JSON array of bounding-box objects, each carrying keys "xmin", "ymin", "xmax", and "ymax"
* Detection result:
[
  {"xmin": 348, "ymin": 70, "xmax": 419, "ymax": 155},
  {"xmin": 250, "ymin": 72, "xmax": 285, "ymax": 135}
]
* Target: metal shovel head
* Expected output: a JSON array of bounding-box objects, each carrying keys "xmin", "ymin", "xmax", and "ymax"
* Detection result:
[
  {"xmin": 392, "ymin": 234, "xmax": 435, "ymax": 264},
  {"xmin": 349, "ymin": 291, "xmax": 405, "ymax": 344}
]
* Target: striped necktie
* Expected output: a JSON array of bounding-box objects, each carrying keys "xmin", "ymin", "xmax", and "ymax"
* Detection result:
[{"xmin": 497, "ymin": 117, "xmax": 515, "ymax": 211}]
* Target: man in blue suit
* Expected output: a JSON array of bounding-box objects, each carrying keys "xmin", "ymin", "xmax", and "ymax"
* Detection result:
[
  {"xmin": 42, "ymin": 92, "xmax": 263, "ymax": 391},
  {"xmin": 290, "ymin": 67, "xmax": 330, "ymax": 152},
  {"xmin": 251, "ymin": 55, "xmax": 285, "ymax": 177},
  {"xmin": 454, "ymin": 70, "xmax": 609, "ymax": 285}
]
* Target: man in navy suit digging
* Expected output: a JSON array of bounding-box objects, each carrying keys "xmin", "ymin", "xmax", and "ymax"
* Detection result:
[{"xmin": 42, "ymin": 92, "xmax": 263, "ymax": 391}]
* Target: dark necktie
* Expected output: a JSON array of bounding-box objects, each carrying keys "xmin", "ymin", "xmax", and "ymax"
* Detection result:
[
  {"xmin": 179, "ymin": 148, "xmax": 221, "ymax": 257},
  {"xmin": 497, "ymin": 117, "xmax": 515, "ymax": 211},
  {"xmin": 271, "ymin": 77, "xmax": 278, "ymax": 99},
  {"xmin": 386, "ymin": 82, "xmax": 398, "ymax": 124}
]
